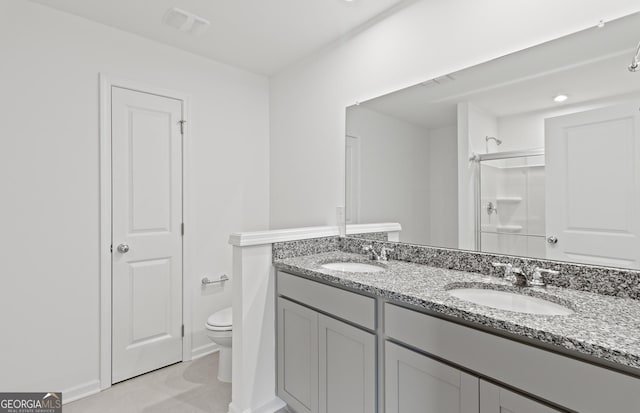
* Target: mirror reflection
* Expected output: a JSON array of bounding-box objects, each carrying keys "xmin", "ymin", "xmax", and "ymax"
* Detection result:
[{"xmin": 345, "ymin": 12, "xmax": 640, "ymax": 269}]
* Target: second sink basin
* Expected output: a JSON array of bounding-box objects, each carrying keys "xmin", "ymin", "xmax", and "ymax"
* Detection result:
[
  {"xmin": 447, "ymin": 288, "xmax": 574, "ymax": 316},
  {"xmin": 321, "ymin": 262, "xmax": 386, "ymax": 273}
]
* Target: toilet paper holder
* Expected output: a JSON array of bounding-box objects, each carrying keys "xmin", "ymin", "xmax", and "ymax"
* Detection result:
[{"xmin": 201, "ymin": 274, "xmax": 229, "ymax": 286}]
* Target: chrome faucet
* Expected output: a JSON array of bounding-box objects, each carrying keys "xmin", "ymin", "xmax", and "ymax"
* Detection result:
[
  {"xmin": 362, "ymin": 245, "xmax": 394, "ymax": 262},
  {"xmin": 492, "ymin": 263, "xmax": 559, "ymax": 287},
  {"xmin": 492, "ymin": 262, "xmax": 527, "ymax": 286},
  {"xmin": 379, "ymin": 247, "xmax": 394, "ymax": 261},
  {"xmin": 362, "ymin": 245, "xmax": 380, "ymax": 260}
]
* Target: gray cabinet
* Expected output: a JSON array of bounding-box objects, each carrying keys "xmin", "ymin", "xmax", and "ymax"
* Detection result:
[
  {"xmin": 384, "ymin": 303, "xmax": 640, "ymax": 413},
  {"xmin": 277, "ymin": 296, "xmax": 376, "ymax": 413},
  {"xmin": 480, "ymin": 381, "xmax": 561, "ymax": 413},
  {"xmin": 277, "ymin": 272, "xmax": 638, "ymax": 413},
  {"xmin": 318, "ymin": 314, "xmax": 376, "ymax": 413},
  {"xmin": 385, "ymin": 341, "xmax": 479, "ymax": 413},
  {"xmin": 277, "ymin": 297, "xmax": 318, "ymax": 413}
]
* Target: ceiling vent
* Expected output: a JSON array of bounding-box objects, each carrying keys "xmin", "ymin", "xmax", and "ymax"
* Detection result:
[{"xmin": 163, "ymin": 7, "xmax": 210, "ymax": 36}]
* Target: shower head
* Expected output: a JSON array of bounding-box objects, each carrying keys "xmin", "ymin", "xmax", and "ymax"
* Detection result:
[
  {"xmin": 486, "ymin": 136, "xmax": 502, "ymax": 145},
  {"xmin": 629, "ymin": 41, "xmax": 640, "ymax": 72}
]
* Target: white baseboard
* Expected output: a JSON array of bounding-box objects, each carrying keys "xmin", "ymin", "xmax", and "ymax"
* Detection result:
[
  {"xmin": 191, "ymin": 342, "xmax": 219, "ymax": 360},
  {"xmin": 62, "ymin": 379, "xmax": 101, "ymax": 405},
  {"xmin": 228, "ymin": 397, "xmax": 287, "ymax": 413}
]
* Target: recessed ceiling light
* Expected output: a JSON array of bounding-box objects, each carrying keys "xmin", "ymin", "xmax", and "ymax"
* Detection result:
[{"xmin": 553, "ymin": 94, "xmax": 568, "ymax": 103}]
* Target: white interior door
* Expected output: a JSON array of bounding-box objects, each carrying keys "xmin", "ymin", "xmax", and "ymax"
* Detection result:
[
  {"xmin": 545, "ymin": 102, "xmax": 640, "ymax": 269},
  {"xmin": 111, "ymin": 86, "xmax": 184, "ymax": 383}
]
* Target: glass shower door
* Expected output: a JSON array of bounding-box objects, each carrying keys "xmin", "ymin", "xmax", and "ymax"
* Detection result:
[{"xmin": 479, "ymin": 154, "xmax": 545, "ymax": 258}]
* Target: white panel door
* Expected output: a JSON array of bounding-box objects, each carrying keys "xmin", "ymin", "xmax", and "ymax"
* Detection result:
[
  {"xmin": 545, "ymin": 103, "xmax": 640, "ymax": 268},
  {"xmin": 385, "ymin": 341, "xmax": 479, "ymax": 413},
  {"xmin": 111, "ymin": 87, "xmax": 184, "ymax": 383},
  {"xmin": 480, "ymin": 381, "xmax": 561, "ymax": 413}
]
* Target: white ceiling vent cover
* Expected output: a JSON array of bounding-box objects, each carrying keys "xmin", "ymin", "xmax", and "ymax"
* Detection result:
[{"xmin": 163, "ymin": 7, "xmax": 210, "ymax": 36}]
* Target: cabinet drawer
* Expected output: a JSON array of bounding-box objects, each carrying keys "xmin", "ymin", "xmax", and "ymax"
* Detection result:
[
  {"xmin": 277, "ymin": 271, "xmax": 375, "ymax": 330},
  {"xmin": 385, "ymin": 303, "xmax": 640, "ymax": 413}
]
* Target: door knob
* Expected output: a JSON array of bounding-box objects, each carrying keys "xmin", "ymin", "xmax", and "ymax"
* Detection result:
[
  {"xmin": 546, "ymin": 236, "xmax": 558, "ymax": 245},
  {"xmin": 117, "ymin": 243, "xmax": 130, "ymax": 253}
]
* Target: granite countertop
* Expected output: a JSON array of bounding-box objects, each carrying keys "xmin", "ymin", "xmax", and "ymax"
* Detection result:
[{"xmin": 274, "ymin": 251, "xmax": 640, "ymax": 372}]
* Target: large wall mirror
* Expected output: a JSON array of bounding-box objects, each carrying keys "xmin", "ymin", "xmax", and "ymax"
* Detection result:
[{"xmin": 345, "ymin": 12, "xmax": 640, "ymax": 270}]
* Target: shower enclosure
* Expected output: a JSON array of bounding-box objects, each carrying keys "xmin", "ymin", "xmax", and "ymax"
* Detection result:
[{"xmin": 474, "ymin": 149, "xmax": 546, "ymax": 258}]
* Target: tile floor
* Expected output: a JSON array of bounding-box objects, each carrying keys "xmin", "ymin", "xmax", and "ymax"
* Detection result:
[{"xmin": 64, "ymin": 353, "xmax": 231, "ymax": 413}]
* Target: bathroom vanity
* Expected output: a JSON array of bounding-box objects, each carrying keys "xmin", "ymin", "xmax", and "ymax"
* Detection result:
[
  {"xmin": 273, "ymin": 250, "xmax": 640, "ymax": 413},
  {"xmin": 309, "ymin": 10, "xmax": 640, "ymax": 412}
]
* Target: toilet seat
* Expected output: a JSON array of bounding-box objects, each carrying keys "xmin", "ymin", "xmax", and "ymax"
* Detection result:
[
  {"xmin": 206, "ymin": 307, "xmax": 232, "ymax": 330},
  {"xmin": 206, "ymin": 324, "xmax": 232, "ymax": 332},
  {"xmin": 204, "ymin": 306, "xmax": 233, "ymax": 383}
]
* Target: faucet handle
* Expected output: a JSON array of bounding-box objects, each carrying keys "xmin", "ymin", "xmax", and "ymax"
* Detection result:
[
  {"xmin": 361, "ymin": 245, "xmax": 379, "ymax": 260},
  {"xmin": 380, "ymin": 247, "xmax": 394, "ymax": 261},
  {"xmin": 534, "ymin": 267, "xmax": 559, "ymax": 275},
  {"xmin": 492, "ymin": 262, "xmax": 512, "ymax": 274},
  {"xmin": 492, "ymin": 262, "xmax": 524, "ymax": 283},
  {"xmin": 530, "ymin": 267, "xmax": 559, "ymax": 287}
]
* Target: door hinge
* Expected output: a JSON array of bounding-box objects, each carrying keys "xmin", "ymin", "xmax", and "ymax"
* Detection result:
[
  {"xmin": 110, "ymin": 244, "xmax": 113, "ymax": 253},
  {"xmin": 181, "ymin": 223, "xmax": 184, "ymax": 236},
  {"xmin": 181, "ymin": 325, "xmax": 185, "ymax": 338},
  {"xmin": 179, "ymin": 120, "xmax": 186, "ymax": 135}
]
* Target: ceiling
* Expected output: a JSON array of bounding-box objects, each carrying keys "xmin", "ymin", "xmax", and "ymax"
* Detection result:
[
  {"xmin": 30, "ymin": 0, "xmax": 411, "ymax": 75},
  {"xmin": 361, "ymin": 12, "xmax": 640, "ymax": 129}
]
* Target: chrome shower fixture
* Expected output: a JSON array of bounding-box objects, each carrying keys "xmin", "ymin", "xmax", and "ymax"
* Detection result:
[
  {"xmin": 486, "ymin": 201, "xmax": 498, "ymax": 215},
  {"xmin": 486, "ymin": 136, "xmax": 502, "ymax": 145},
  {"xmin": 629, "ymin": 41, "xmax": 640, "ymax": 72},
  {"xmin": 485, "ymin": 136, "xmax": 502, "ymax": 153}
]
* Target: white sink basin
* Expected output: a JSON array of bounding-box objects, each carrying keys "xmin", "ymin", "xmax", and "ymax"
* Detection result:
[
  {"xmin": 447, "ymin": 288, "xmax": 573, "ymax": 316},
  {"xmin": 321, "ymin": 262, "xmax": 386, "ymax": 273}
]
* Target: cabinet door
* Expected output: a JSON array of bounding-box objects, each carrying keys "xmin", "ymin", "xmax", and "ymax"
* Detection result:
[
  {"xmin": 318, "ymin": 314, "xmax": 376, "ymax": 413},
  {"xmin": 480, "ymin": 381, "xmax": 561, "ymax": 413},
  {"xmin": 277, "ymin": 298, "xmax": 319, "ymax": 413},
  {"xmin": 385, "ymin": 341, "xmax": 479, "ymax": 413}
]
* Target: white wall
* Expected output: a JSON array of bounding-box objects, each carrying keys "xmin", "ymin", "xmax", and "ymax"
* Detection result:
[
  {"xmin": 0, "ymin": 0, "xmax": 269, "ymax": 398},
  {"xmin": 495, "ymin": 91, "xmax": 640, "ymax": 151},
  {"xmin": 428, "ymin": 125, "xmax": 458, "ymax": 248},
  {"xmin": 346, "ymin": 106, "xmax": 430, "ymax": 244},
  {"xmin": 457, "ymin": 102, "xmax": 498, "ymax": 249},
  {"xmin": 269, "ymin": 0, "xmax": 640, "ymax": 229}
]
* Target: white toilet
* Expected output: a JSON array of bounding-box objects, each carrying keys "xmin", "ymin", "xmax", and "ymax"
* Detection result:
[{"xmin": 205, "ymin": 307, "xmax": 233, "ymax": 383}]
